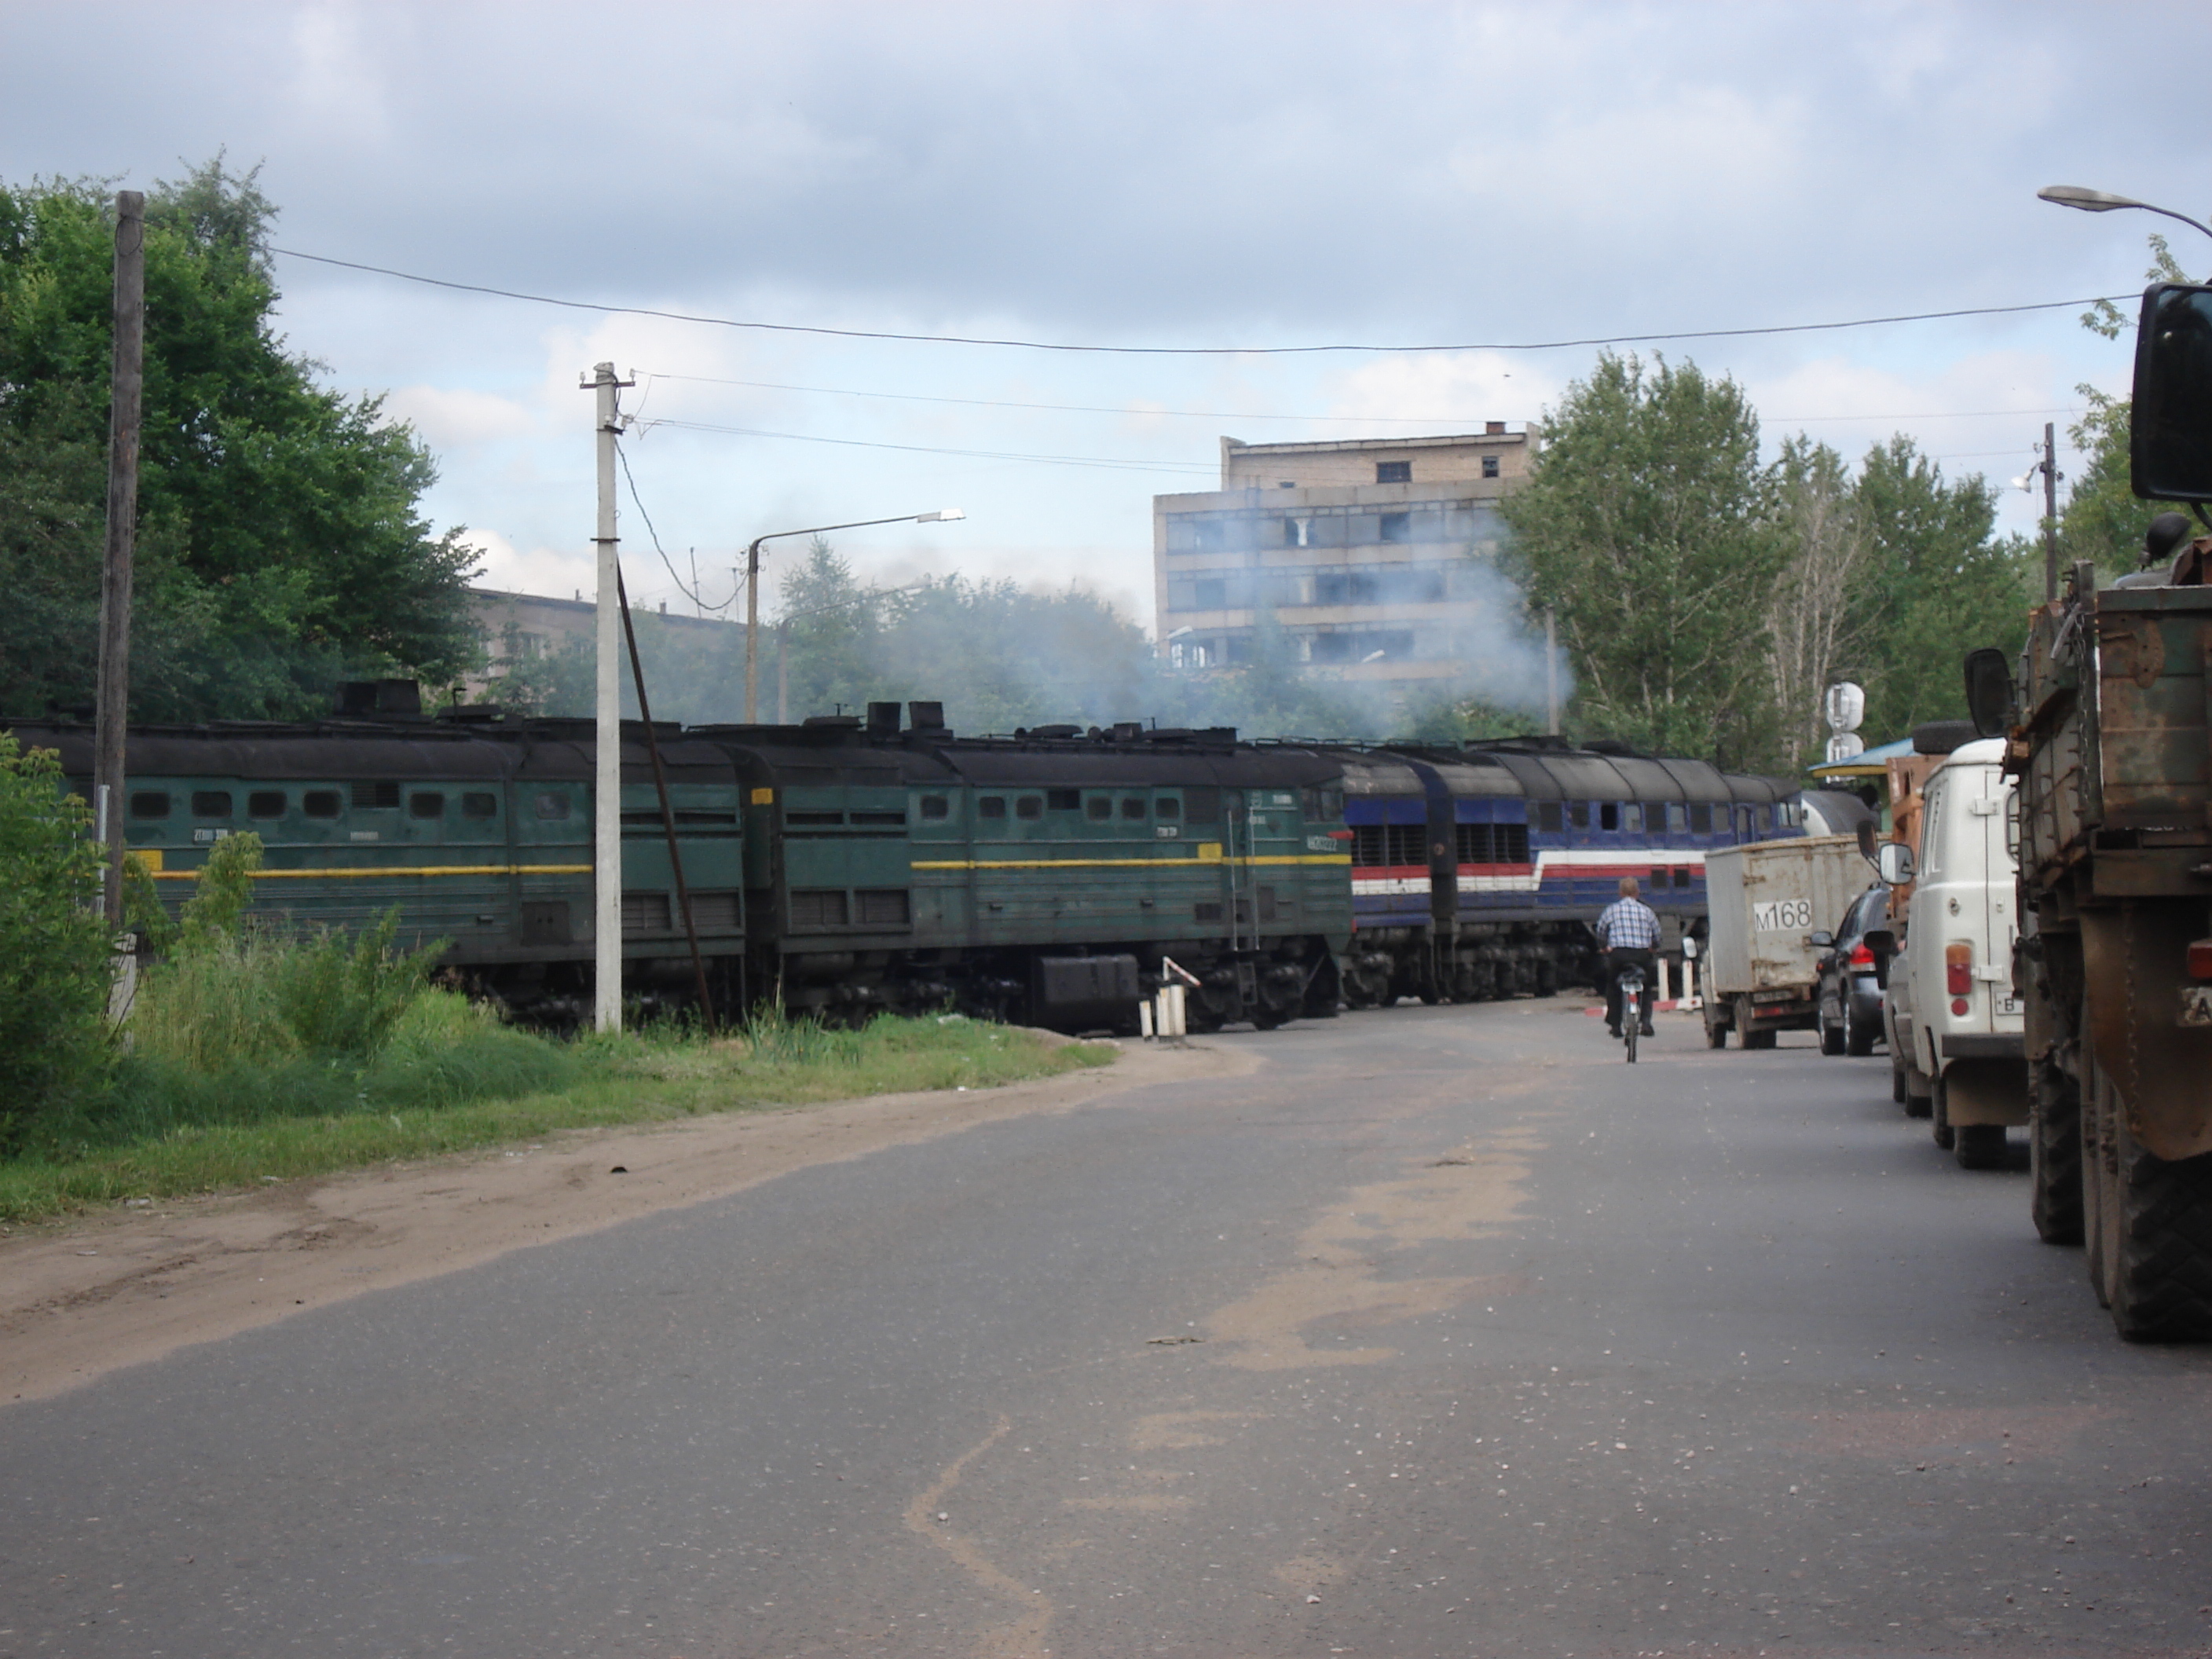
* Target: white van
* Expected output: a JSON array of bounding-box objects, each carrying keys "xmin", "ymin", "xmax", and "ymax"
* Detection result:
[{"xmin": 1878, "ymin": 738, "xmax": 2026, "ymax": 1167}]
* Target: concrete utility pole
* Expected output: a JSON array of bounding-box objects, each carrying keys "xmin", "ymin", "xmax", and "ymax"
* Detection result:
[
  {"xmin": 97, "ymin": 191, "xmax": 145, "ymax": 926},
  {"xmin": 2041, "ymin": 422, "xmax": 2061, "ymax": 602},
  {"xmin": 585, "ymin": 362, "xmax": 634, "ymax": 1032}
]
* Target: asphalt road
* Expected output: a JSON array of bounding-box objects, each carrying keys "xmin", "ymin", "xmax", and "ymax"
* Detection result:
[{"xmin": 5, "ymin": 1002, "xmax": 2212, "ymax": 1658}]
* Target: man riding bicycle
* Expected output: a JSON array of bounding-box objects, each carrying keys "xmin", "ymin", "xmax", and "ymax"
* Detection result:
[{"xmin": 1595, "ymin": 876, "xmax": 1660, "ymax": 1040}]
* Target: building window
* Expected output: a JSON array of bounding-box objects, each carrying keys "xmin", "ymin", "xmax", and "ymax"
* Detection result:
[
  {"xmin": 1376, "ymin": 460, "xmax": 1411, "ymax": 484},
  {"xmin": 1284, "ymin": 517, "xmax": 1313, "ymax": 548},
  {"xmin": 1482, "ymin": 455, "xmax": 1501, "ymax": 479},
  {"xmin": 1278, "ymin": 479, "xmax": 1297, "ymax": 489},
  {"xmin": 1194, "ymin": 577, "xmax": 1227, "ymax": 609},
  {"xmin": 1192, "ymin": 519, "xmax": 1225, "ymax": 551},
  {"xmin": 1379, "ymin": 512, "xmax": 1412, "ymax": 544}
]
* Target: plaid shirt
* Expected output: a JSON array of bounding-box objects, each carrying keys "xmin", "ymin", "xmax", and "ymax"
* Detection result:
[{"xmin": 1596, "ymin": 897, "xmax": 1661, "ymax": 950}]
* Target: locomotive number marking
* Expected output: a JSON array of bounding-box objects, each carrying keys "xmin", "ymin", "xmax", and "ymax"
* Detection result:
[{"xmin": 1751, "ymin": 898, "xmax": 1814, "ymax": 932}]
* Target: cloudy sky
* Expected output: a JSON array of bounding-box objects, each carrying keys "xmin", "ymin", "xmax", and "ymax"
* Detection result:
[{"xmin": 6, "ymin": 1, "xmax": 2209, "ymax": 628}]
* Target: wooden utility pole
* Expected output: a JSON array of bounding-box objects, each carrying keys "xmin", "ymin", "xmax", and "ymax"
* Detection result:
[{"xmin": 97, "ymin": 191, "xmax": 145, "ymax": 926}]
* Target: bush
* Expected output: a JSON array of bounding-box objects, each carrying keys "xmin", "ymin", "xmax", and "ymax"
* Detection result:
[{"xmin": 0, "ymin": 734, "xmax": 115, "ymax": 1152}]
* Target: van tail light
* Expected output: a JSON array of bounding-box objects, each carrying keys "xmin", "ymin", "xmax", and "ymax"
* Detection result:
[
  {"xmin": 1945, "ymin": 941, "xmax": 1973, "ymax": 997},
  {"xmin": 2189, "ymin": 939, "xmax": 2212, "ymax": 980},
  {"xmin": 1848, "ymin": 943, "xmax": 1876, "ymax": 969}
]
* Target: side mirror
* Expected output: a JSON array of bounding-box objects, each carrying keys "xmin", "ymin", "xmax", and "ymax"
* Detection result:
[
  {"xmin": 1876, "ymin": 842, "xmax": 1916, "ymax": 886},
  {"xmin": 1862, "ymin": 927, "xmax": 1898, "ymax": 990},
  {"xmin": 1963, "ymin": 647, "xmax": 2013, "ymax": 739},
  {"xmin": 1855, "ymin": 819, "xmax": 1878, "ymax": 862},
  {"xmin": 2133, "ymin": 283, "xmax": 2212, "ymax": 501},
  {"xmin": 1807, "ymin": 930, "xmax": 1835, "ymax": 950}
]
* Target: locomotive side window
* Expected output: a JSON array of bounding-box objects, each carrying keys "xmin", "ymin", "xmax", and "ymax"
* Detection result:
[
  {"xmin": 1156, "ymin": 796, "xmax": 1181, "ymax": 820},
  {"xmin": 1536, "ymin": 801, "xmax": 1563, "ymax": 833},
  {"xmin": 1689, "ymin": 803, "xmax": 1712, "ymax": 834},
  {"xmin": 1086, "ymin": 795, "xmax": 1113, "ymax": 821},
  {"xmin": 977, "ymin": 796, "xmax": 1008, "ymax": 819},
  {"xmin": 410, "ymin": 793, "xmax": 445, "ymax": 819},
  {"xmin": 1599, "ymin": 803, "xmax": 1620, "ymax": 831},
  {"xmin": 462, "ymin": 793, "xmax": 499, "ymax": 819},
  {"xmin": 302, "ymin": 790, "xmax": 342, "ymax": 819},
  {"xmin": 192, "ymin": 791, "xmax": 233, "ymax": 819},
  {"xmin": 247, "ymin": 791, "xmax": 285, "ymax": 820},
  {"xmin": 352, "ymin": 782, "xmax": 401, "ymax": 811},
  {"xmin": 1675, "ymin": 866, "xmax": 1693, "ymax": 888},
  {"xmin": 1120, "ymin": 797, "xmax": 1148, "ymax": 820},
  {"xmin": 1568, "ymin": 801, "xmax": 1589, "ymax": 830},
  {"xmin": 535, "ymin": 792, "xmax": 571, "ymax": 820},
  {"xmin": 129, "ymin": 791, "xmax": 170, "ymax": 819},
  {"xmin": 1302, "ymin": 787, "xmax": 1342, "ymax": 821},
  {"xmin": 1015, "ymin": 796, "xmax": 1043, "ymax": 820},
  {"xmin": 1621, "ymin": 804, "xmax": 1642, "ymax": 833},
  {"xmin": 1048, "ymin": 789, "xmax": 1080, "ymax": 812},
  {"xmin": 918, "ymin": 795, "xmax": 950, "ymax": 820},
  {"xmin": 1662, "ymin": 802, "xmax": 1683, "ymax": 833}
]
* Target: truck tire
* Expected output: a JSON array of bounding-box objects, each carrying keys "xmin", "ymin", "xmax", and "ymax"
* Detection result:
[
  {"xmin": 1955, "ymin": 1124, "xmax": 2005, "ymax": 1170},
  {"xmin": 2086, "ymin": 1063, "xmax": 2113, "ymax": 1308},
  {"xmin": 1846, "ymin": 1005, "xmax": 1877, "ymax": 1057},
  {"xmin": 2103, "ymin": 1075, "xmax": 2212, "ymax": 1342},
  {"xmin": 1703, "ymin": 995, "xmax": 1729, "ymax": 1049},
  {"xmin": 1931, "ymin": 1074, "xmax": 1956, "ymax": 1152},
  {"xmin": 1738, "ymin": 996, "xmax": 1776, "ymax": 1050},
  {"xmin": 1903, "ymin": 1061, "xmax": 1933, "ymax": 1119},
  {"xmin": 2030, "ymin": 1053, "xmax": 2084, "ymax": 1245}
]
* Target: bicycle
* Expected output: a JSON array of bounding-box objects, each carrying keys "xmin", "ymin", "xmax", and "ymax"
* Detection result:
[{"xmin": 1615, "ymin": 964, "xmax": 1646, "ymax": 1064}]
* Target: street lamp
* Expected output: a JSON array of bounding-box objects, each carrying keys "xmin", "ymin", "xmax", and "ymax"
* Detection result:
[
  {"xmin": 2037, "ymin": 185, "xmax": 2212, "ymax": 246},
  {"xmin": 741, "ymin": 509, "xmax": 964, "ymax": 721}
]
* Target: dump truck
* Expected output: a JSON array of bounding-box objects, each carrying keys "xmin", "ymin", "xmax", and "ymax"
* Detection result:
[
  {"xmin": 1975, "ymin": 276, "xmax": 2212, "ymax": 1341},
  {"xmin": 1701, "ymin": 836, "xmax": 1869, "ymax": 1049}
]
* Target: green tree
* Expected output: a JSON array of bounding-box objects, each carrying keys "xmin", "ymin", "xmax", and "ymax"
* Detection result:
[
  {"xmin": 0, "ymin": 734, "xmax": 115, "ymax": 1151},
  {"xmin": 0, "ymin": 159, "xmax": 479, "ymax": 722},
  {"xmin": 2064, "ymin": 236, "xmax": 2192, "ymax": 583},
  {"xmin": 1500, "ymin": 352, "xmax": 1785, "ymax": 767},
  {"xmin": 1846, "ymin": 436, "xmax": 2034, "ymax": 740}
]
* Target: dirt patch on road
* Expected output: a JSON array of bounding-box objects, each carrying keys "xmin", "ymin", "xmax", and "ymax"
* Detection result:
[{"xmin": 0, "ymin": 1037, "xmax": 1252, "ymax": 1407}]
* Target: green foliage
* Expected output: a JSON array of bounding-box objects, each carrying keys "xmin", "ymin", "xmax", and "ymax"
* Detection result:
[
  {"xmin": 174, "ymin": 828, "xmax": 263, "ymax": 954},
  {"xmin": 0, "ymin": 159, "xmax": 481, "ymax": 722},
  {"xmin": 1845, "ymin": 437, "xmax": 2034, "ymax": 741},
  {"xmin": 1502, "ymin": 353, "xmax": 1787, "ymax": 767},
  {"xmin": 0, "ymin": 734, "xmax": 115, "ymax": 1149}
]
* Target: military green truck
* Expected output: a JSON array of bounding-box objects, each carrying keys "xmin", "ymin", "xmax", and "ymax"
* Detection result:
[{"xmin": 1970, "ymin": 279, "xmax": 2212, "ymax": 1341}]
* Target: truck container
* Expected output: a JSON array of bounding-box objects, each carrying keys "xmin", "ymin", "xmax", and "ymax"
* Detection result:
[{"xmin": 1701, "ymin": 835, "xmax": 1869, "ymax": 1049}]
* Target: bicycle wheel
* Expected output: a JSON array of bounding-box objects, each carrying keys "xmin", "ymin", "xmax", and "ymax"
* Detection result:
[{"xmin": 1624, "ymin": 1020, "xmax": 1638, "ymax": 1064}]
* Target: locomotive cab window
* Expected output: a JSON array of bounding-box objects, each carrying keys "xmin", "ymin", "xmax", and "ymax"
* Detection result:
[
  {"xmin": 192, "ymin": 791, "xmax": 233, "ymax": 819},
  {"xmin": 410, "ymin": 793, "xmax": 445, "ymax": 819},
  {"xmin": 1086, "ymin": 794, "xmax": 1113, "ymax": 821},
  {"xmin": 1689, "ymin": 803, "xmax": 1713, "ymax": 834},
  {"xmin": 302, "ymin": 790, "xmax": 342, "ymax": 819},
  {"xmin": 918, "ymin": 794, "xmax": 950, "ymax": 821},
  {"xmin": 978, "ymin": 796, "xmax": 1008, "ymax": 820},
  {"xmin": 535, "ymin": 792, "xmax": 571, "ymax": 821},
  {"xmin": 1015, "ymin": 796, "xmax": 1043, "ymax": 821},
  {"xmin": 1599, "ymin": 802, "xmax": 1620, "ymax": 832},
  {"xmin": 247, "ymin": 791, "xmax": 285, "ymax": 820},
  {"xmin": 462, "ymin": 792, "xmax": 498, "ymax": 819},
  {"xmin": 129, "ymin": 791, "xmax": 170, "ymax": 819}
]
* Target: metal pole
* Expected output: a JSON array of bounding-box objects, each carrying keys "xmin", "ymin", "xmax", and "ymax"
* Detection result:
[
  {"xmin": 588, "ymin": 362, "xmax": 628, "ymax": 1032},
  {"xmin": 2042, "ymin": 422, "xmax": 2060, "ymax": 602},
  {"xmin": 777, "ymin": 617, "xmax": 789, "ymax": 724},
  {"xmin": 1546, "ymin": 610, "xmax": 1561, "ymax": 735},
  {"xmin": 97, "ymin": 190, "xmax": 145, "ymax": 926},
  {"xmin": 615, "ymin": 564, "xmax": 716, "ymax": 1030},
  {"xmin": 744, "ymin": 537, "xmax": 764, "ymax": 723}
]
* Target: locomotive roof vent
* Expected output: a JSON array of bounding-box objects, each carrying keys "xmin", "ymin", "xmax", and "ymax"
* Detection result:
[
  {"xmin": 335, "ymin": 679, "xmax": 423, "ymax": 718},
  {"xmin": 803, "ymin": 713, "xmax": 862, "ymax": 729},
  {"xmin": 866, "ymin": 701, "xmax": 902, "ymax": 737},
  {"xmin": 1111, "ymin": 721, "xmax": 1143, "ymax": 742},
  {"xmin": 1025, "ymin": 723, "xmax": 1082, "ymax": 740},
  {"xmin": 908, "ymin": 700, "xmax": 947, "ymax": 732}
]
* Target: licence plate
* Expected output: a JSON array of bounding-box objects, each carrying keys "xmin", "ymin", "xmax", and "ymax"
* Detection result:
[
  {"xmin": 1996, "ymin": 996, "xmax": 2021, "ymax": 1016},
  {"xmin": 2182, "ymin": 986, "xmax": 2212, "ymax": 1028}
]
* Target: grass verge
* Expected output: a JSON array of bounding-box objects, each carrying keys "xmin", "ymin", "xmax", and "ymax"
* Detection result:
[{"xmin": 0, "ymin": 1015, "xmax": 1112, "ymax": 1225}]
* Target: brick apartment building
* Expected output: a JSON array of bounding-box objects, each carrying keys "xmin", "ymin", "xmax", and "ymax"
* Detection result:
[{"xmin": 1152, "ymin": 427, "xmax": 1534, "ymax": 694}]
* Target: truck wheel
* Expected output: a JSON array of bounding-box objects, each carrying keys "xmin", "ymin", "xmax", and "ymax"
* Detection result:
[
  {"xmin": 1703, "ymin": 998, "xmax": 1729, "ymax": 1049},
  {"xmin": 1931, "ymin": 1075, "xmax": 1956, "ymax": 1151},
  {"xmin": 2085, "ymin": 1060, "xmax": 2114, "ymax": 1307},
  {"xmin": 1955, "ymin": 1124, "xmax": 2005, "ymax": 1170},
  {"xmin": 1846, "ymin": 1006, "xmax": 1877, "ymax": 1058},
  {"xmin": 2103, "ymin": 1076, "xmax": 2212, "ymax": 1342},
  {"xmin": 1738, "ymin": 996, "xmax": 1776, "ymax": 1049},
  {"xmin": 1819, "ymin": 1015, "xmax": 1846, "ymax": 1057},
  {"xmin": 2030, "ymin": 1053, "xmax": 2084, "ymax": 1245}
]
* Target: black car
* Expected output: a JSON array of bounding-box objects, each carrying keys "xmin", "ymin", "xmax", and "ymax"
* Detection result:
[{"xmin": 1812, "ymin": 883, "xmax": 1889, "ymax": 1057}]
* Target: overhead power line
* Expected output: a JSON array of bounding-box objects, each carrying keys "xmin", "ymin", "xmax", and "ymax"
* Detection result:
[
  {"xmin": 634, "ymin": 416, "xmax": 1216, "ymax": 474},
  {"xmin": 273, "ymin": 246, "xmax": 2129, "ymax": 357}
]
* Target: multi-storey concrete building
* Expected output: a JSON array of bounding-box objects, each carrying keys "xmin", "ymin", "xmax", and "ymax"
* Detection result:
[{"xmin": 1152, "ymin": 426, "xmax": 1533, "ymax": 695}]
